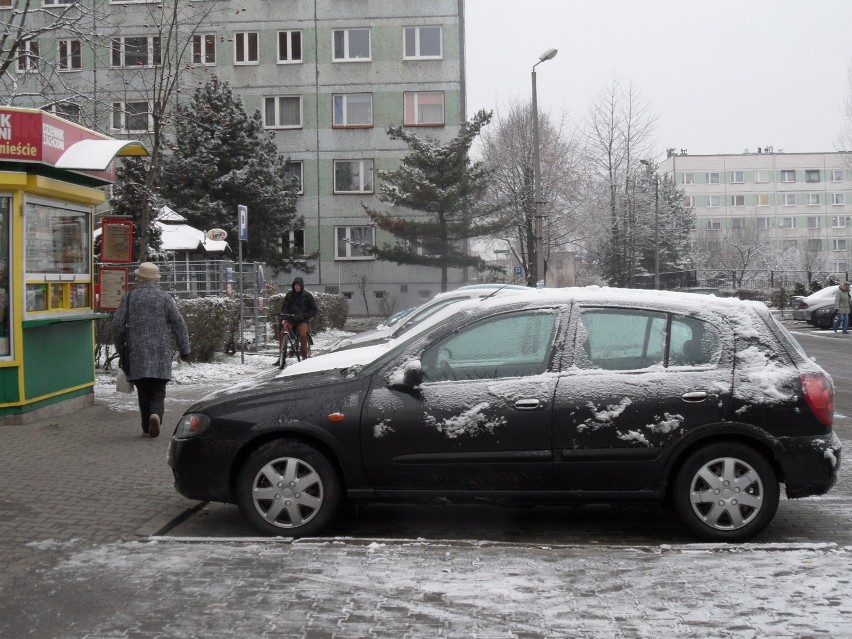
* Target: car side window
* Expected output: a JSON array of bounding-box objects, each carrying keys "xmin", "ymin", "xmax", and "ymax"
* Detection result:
[
  {"xmin": 421, "ymin": 310, "xmax": 557, "ymax": 382},
  {"xmin": 576, "ymin": 308, "xmax": 666, "ymax": 370},
  {"xmin": 669, "ymin": 316, "xmax": 720, "ymax": 367},
  {"xmin": 391, "ymin": 297, "xmax": 465, "ymax": 337}
]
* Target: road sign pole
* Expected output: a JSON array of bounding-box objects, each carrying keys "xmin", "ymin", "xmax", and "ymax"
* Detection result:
[{"xmin": 238, "ymin": 205, "xmax": 248, "ymax": 364}]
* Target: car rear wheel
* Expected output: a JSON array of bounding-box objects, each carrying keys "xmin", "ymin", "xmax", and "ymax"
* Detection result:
[
  {"xmin": 672, "ymin": 443, "xmax": 779, "ymax": 542},
  {"xmin": 236, "ymin": 439, "xmax": 342, "ymax": 537}
]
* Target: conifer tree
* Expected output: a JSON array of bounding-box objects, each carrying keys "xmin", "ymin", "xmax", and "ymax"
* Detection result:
[
  {"xmin": 363, "ymin": 109, "xmax": 505, "ymax": 291},
  {"xmin": 160, "ymin": 77, "xmax": 305, "ymax": 273}
]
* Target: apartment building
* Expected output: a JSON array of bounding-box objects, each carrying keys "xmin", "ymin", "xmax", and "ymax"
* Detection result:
[
  {"xmin": 659, "ymin": 149, "xmax": 852, "ymax": 276},
  {"xmin": 7, "ymin": 0, "xmax": 467, "ymax": 313}
]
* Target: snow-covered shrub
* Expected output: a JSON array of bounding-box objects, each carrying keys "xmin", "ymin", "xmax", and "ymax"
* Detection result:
[
  {"xmin": 177, "ymin": 296, "xmax": 240, "ymax": 362},
  {"xmin": 267, "ymin": 291, "xmax": 348, "ymax": 338}
]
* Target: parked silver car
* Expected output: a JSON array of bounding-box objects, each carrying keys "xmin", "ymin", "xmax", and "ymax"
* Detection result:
[{"xmin": 791, "ymin": 285, "xmax": 839, "ymax": 329}]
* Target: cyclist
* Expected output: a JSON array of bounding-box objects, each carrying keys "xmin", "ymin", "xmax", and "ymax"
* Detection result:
[{"xmin": 279, "ymin": 277, "xmax": 317, "ymax": 360}]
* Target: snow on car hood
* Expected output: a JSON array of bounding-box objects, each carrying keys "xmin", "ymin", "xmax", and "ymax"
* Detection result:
[{"xmin": 276, "ymin": 342, "xmax": 392, "ymax": 377}]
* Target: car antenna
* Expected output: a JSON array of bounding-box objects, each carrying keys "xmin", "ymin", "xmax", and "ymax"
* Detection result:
[{"xmin": 481, "ymin": 275, "xmax": 525, "ymax": 301}]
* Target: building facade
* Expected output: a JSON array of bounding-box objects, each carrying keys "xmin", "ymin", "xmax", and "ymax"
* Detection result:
[
  {"xmin": 5, "ymin": 0, "xmax": 468, "ymax": 314},
  {"xmin": 659, "ymin": 149, "xmax": 852, "ymax": 281}
]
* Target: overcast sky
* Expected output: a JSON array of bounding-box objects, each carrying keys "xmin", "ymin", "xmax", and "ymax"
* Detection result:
[{"xmin": 464, "ymin": 0, "xmax": 852, "ymax": 159}]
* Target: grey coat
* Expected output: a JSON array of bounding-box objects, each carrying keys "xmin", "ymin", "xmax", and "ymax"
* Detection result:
[
  {"xmin": 836, "ymin": 287, "xmax": 851, "ymax": 315},
  {"xmin": 110, "ymin": 282, "xmax": 191, "ymax": 381}
]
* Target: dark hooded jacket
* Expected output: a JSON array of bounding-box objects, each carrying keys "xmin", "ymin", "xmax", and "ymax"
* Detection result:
[{"xmin": 281, "ymin": 277, "xmax": 317, "ymax": 324}]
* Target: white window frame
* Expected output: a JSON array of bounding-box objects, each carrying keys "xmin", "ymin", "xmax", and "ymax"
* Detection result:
[
  {"xmin": 730, "ymin": 195, "xmax": 745, "ymax": 207},
  {"xmin": 831, "ymin": 169, "xmax": 844, "ymax": 182},
  {"xmin": 832, "ymin": 215, "xmax": 848, "ymax": 229},
  {"xmin": 682, "ymin": 195, "xmax": 695, "ymax": 208},
  {"xmin": 807, "ymin": 216, "xmax": 821, "ymax": 229},
  {"xmin": 706, "ymin": 218, "xmax": 721, "ymax": 231},
  {"xmin": 57, "ymin": 38, "xmax": 81, "ymax": 71},
  {"xmin": 781, "ymin": 216, "xmax": 797, "ymax": 229},
  {"xmin": 285, "ymin": 161, "xmax": 303, "ymax": 194},
  {"xmin": 17, "ymin": 40, "xmax": 38, "ymax": 72},
  {"xmin": 191, "ymin": 33, "xmax": 216, "ymax": 66},
  {"xmin": 333, "ymin": 159, "xmax": 374, "ymax": 194},
  {"xmin": 403, "ymin": 91, "xmax": 445, "ymax": 126},
  {"xmin": 706, "ymin": 172, "xmax": 720, "ymax": 184},
  {"xmin": 782, "ymin": 193, "xmax": 796, "ymax": 206},
  {"xmin": 335, "ymin": 225, "xmax": 375, "ymax": 260},
  {"xmin": 754, "ymin": 170, "xmax": 769, "ymax": 183},
  {"xmin": 757, "ymin": 194, "xmax": 770, "ymax": 206},
  {"xmin": 681, "ymin": 172, "xmax": 694, "ymax": 185},
  {"xmin": 332, "ymin": 28, "xmax": 371, "ymax": 62},
  {"xmin": 403, "ymin": 25, "xmax": 442, "ymax": 60},
  {"xmin": 730, "ymin": 171, "xmax": 744, "ymax": 184},
  {"xmin": 706, "ymin": 195, "xmax": 720, "ymax": 208},
  {"xmin": 111, "ymin": 36, "xmax": 160, "ymax": 68},
  {"xmin": 808, "ymin": 193, "xmax": 821, "ymax": 206},
  {"xmin": 833, "ymin": 239, "xmax": 847, "ymax": 252},
  {"xmin": 730, "ymin": 217, "xmax": 745, "ymax": 230},
  {"xmin": 332, "ymin": 93, "xmax": 373, "ymax": 127},
  {"xmin": 831, "ymin": 193, "xmax": 845, "ymax": 206},
  {"xmin": 49, "ymin": 103, "xmax": 80, "ymax": 122},
  {"xmin": 111, "ymin": 101, "xmax": 151, "ymax": 133},
  {"xmin": 263, "ymin": 95, "xmax": 302, "ymax": 129},
  {"xmin": 806, "ymin": 170, "xmax": 821, "ymax": 183},
  {"xmin": 277, "ymin": 30, "xmax": 302, "ymax": 64},
  {"xmin": 756, "ymin": 217, "xmax": 770, "ymax": 230},
  {"xmin": 781, "ymin": 170, "xmax": 796, "ymax": 183},
  {"xmin": 234, "ymin": 32, "xmax": 259, "ymax": 65},
  {"xmin": 281, "ymin": 229, "xmax": 305, "ymax": 256},
  {"xmin": 44, "ymin": 0, "xmax": 76, "ymax": 4},
  {"xmin": 833, "ymin": 261, "xmax": 848, "ymax": 273}
]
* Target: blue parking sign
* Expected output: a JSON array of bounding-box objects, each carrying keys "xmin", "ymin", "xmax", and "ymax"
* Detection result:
[
  {"xmin": 514, "ymin": 266, "xmax": 524, "ymax": 277},
  {"xmin": 238, "ymin": 204, "xmax": 248, "ymax": 241}
]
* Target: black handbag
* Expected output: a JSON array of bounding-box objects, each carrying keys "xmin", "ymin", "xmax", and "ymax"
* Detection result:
[{"xmin": 118, "ymin": 291, "xmax": 131, "ymax": 375}]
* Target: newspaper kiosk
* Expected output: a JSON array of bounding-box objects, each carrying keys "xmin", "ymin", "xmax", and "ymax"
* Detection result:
[{"xmin": 0, "ymin": 107, "xmax": 147, "ymax": 422}]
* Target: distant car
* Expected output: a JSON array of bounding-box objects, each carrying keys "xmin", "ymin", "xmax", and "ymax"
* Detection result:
[
  {"xmin": 685, "ymin": 287, "xmax": 722, "ymax": 296},
  {"xmin": 329, "ymin": 283, "xmax": 528, "ymax": 352},
  {"xmin": 376, "ymin": 307, "xmax": 415, "ymax": 330},
  {"xmin": 792, "ymin": 285, "xmax": 839, "ymax": 329},
  {"xmin": 170, "ymin": 287, "xmax": 840, "ymax": 543}
]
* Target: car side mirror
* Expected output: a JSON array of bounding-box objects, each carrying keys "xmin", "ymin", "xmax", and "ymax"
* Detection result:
[{"xmin": 389, "ymin": 359, "xmax": 423, "ymax": 388}]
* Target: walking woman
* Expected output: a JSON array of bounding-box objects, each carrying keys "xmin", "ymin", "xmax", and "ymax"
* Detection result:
[{"xmin": 111, "ymin": 262, "xmax": 191, "ymax": 438}]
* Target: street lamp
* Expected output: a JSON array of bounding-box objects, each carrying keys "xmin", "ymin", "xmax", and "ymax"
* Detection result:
[
  {"xmin": 532, "ymin": 47, "xmax": 557, "ymax": 287},
  {"xmin": 639, "ymin": 159, "xmax": 660, "ymax": 290}
]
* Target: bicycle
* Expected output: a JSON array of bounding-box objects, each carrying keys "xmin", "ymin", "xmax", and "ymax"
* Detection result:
[{"xmin": 278, "ymin": 313, "xmax": 309, "ymax": 369}]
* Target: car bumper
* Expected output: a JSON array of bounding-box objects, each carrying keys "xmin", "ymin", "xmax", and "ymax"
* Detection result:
[
  {"xmin": 792, "ymin": 309, "xmax": 811, "ymax": 321},
  {"xmin": 168, "ymin": 437, "xmax": 238, "ymax": 503},
  {"xmin": 778, "ymin": 433, "xmax": 841, "ymax": 498}
]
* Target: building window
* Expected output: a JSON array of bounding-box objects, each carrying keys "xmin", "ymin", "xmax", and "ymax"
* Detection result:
[
  {"xmin": 17, "ymin": 40, "xmax": 38, "ymax": 72},
  {"xmin": 333, "ymin": 94, "xmax": 373, "ymax": 127},
  {"xmin": 807, "ymin": 216, "xmax": 821, "ymax": 229},
  {"xmin": 49, "ymin": 103, "xmax": 81, "ymax": 123},
  {"xmin": 833, "ymin": 239, "xmax": 847, "ymax": 252},
  {"xmin": 333, "ymin": 159, "xmax": 373, "ymax": 193},
  {"xmin": 333, "ymin": 28, "xmax": 370, "ymax": 61},
  {"xmin": 706, "ymin": 172, "xmax": 720, "ymax": 184},
  {"xmin": 111, "ymin": 36, "xmax": 160, "ymax": 67},
  {"xmin": 44, "ymin": 0, "xmax": 77, "ymax": 4},
  {"xmin": 781, "ymin": 216, "xmax": 797, "ymax": 229},
  {"xmin": 706, "ymin": 218, "xmax": 721, "ymax": 231},
  {"xmin": 707, "ymin": 195, "xmax": 720, "ymax": 207},
  {"xmin": 754, "ymin": 170, "xmax": 769, "ymax": 183},
  {"xmin": 730, "ymin": 217, "xmax": 745, "ymax": 230},
  {"xmin": 111, "ymin": 101, "xmax": 150, "ymax": 133},
  {"xmin": 808, "ymin": 239, "xmax": 823, "ymax": 253},
  {"xmin": 730, "ymin": 195, "xmax": 745, "ymax": 207},
  {"xmin": 781, "ymin": 170, "xmax": 796, "ymax": 183},
  {"xmin": 831, "ymin": 193, "xmax": 845, "ymax": 206},
  {"xmin": 263, "ymin": 95, "xmax": 302, "ymax": 129},
  {"xmin": 235, "ymin": 32, "xmax": 259, "ymax": 64},
  {"xmin": 833, "ymin": 261, "xmax": 848, "ymax": 272},
  {"xmin": 831, "ymin": 169, "xmax": 844, "ymax": 182},
  {"xmin": 58, "ymin": 39, "xmax": 82, "ymax": 71},
  {"xmin": 730, "ymin": 171, "xmax": 744, "ymax": 184},
  {"xmin": 192, "ymin": 34, "xmax": 216, "ymax": 66},
  {"xmin": 681, "ymin": 173, "xmax": 694, "ymax": 185},
  {"xmin": 782, "ymin": 193, "xmax": 796, "ymax": 206},
  {"xmin": 285, "ymin": 161, "xmax": 303, "ymax": 194},
  {"xmin": 281, "ymin": 229, "xmax": 304, "ymax": 257},
  {"xmin": 756, "ymin": 217, "xmax": 770, "ymax": 230},
  {"xmin": 403, "ymin": 25, "xmax": 442, "ymax": 59},
  {"xmin": 277, "ymin": 30, "xmax": 302, "ymax": 63},
  {"xmin": 403, "ymin": 91, "xmax": 445, "ymax": 126},
  {"xmin": 682, "ymin": 195, "xmax": 695, "ymax": 208},
  {"xmin": 832, "ymin": 215, "xmax": 848, "ymax": 228},
  {"xmin": 335, "ymin": 225, "xmax": 375, "ymax": 259},
  {"xmin": 807, "ymin": 193, "xmax": 821, "ymax": 206},
  {"xmin": 806, "ymin": 170, "xmax": 821, "ymax": 183},
  {"xmin": 783, "ymin": 239, "xmax": 798, "ymax": 249},
  {"xmin": 757, "ymin": 194, "xmax": 770, "ymax": 206}
]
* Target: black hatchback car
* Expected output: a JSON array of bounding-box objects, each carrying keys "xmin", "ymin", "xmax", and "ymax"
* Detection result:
[{"xmin": 169, "ymin": 288, "xmax": 841, "ymax": 542}]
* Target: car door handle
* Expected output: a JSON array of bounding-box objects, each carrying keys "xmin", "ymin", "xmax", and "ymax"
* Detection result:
[
  {"xmin": 514, "ymin": 399, "xmax": 546, "ymax": 410},
  {"xmin": 681, "ymin": 391, "xmax": 708, "ymax": 402}
]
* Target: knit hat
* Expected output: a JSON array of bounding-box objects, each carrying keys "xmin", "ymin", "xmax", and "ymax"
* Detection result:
[{"xmin": 135, "ymin": 262, "xmax": 161, "ymax": 281}]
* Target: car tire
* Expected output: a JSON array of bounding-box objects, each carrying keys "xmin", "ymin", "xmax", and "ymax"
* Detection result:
[
  {"xmin": 672, "ymin": 442, "xmax": 779, "ymax": 542},
  {"xmin": 236, "ymin": 439, "xmax": 342, "ymax": 537}
]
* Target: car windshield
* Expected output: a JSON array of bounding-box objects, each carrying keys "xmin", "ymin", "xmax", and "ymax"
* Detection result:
[{"xmin": 390, "ymin": 297, "xmax": 468, "ymax": 338}]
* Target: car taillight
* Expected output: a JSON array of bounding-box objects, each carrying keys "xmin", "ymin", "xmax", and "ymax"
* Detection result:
[
  {"xmin": 801, "ymin": 372, "xmax": 834, "ymax": 427},
  {"xmin": 799, "ymin": 303, "xmax": 808, "ymax": 309}
]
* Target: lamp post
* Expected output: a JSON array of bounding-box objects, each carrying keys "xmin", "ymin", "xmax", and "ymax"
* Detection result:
[
  {"xmin": 532, "ymin": 47, "xmax": 557, "ymax": 287},
  {"xmin": 640, "ymin": 159, "xmax": 660, "ymax": 289}
]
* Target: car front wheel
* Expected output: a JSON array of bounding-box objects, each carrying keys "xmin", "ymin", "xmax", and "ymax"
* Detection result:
[
  {"xmin": 672, "ymin": 443, "xmax": 779, "ymax": 542},
  {"xmin": 236, "ymin": 439, "xmax": 342, "ymax": 537}
]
